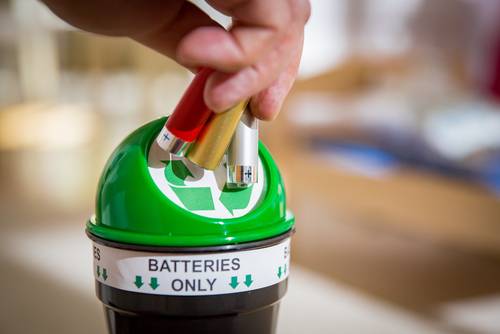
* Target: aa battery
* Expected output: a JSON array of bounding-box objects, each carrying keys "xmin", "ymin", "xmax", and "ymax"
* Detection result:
[
  {"xmin": 227, "ymin": 108, "xmax": 258, "ymax": 187},
  {"xmin": 186, "ymin": 100, "xmax": 249, "ymax": 170},
  {"xmin": 156, "ymin": 68, "xmax": 213, "ymax": 156}
]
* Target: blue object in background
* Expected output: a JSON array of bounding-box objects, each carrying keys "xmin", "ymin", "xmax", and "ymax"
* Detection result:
[
  {"xmin": 311, "ymin": 138, "xmax": 500, "ymax": 198},
  {"xmin": 311, "ymin": 140, "xmax": 399, "ymax": 179},
  {"xmin": 480, "ymin": 154, "xmax": 500, "ymax": 196}
]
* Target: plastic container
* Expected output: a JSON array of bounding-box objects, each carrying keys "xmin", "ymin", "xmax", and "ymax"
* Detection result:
[{"xmin": 86, "ymin": 117, "xmax": 294, "ymax": 334}]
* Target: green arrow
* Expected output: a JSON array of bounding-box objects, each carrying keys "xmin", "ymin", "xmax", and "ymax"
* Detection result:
[
  {"xmin": 244, "ymin": 274, "xmax": 253, "ymax": 287},
  {"xmin": 102, "ymin": 268, "xmax": 108, "ymax": 281},
  {"xmin": 219, "ymin": 185, "xmax": 253, "ymax": 215},
  {"xmin": 163, "ymin": 159, "xmax": 216, "ymax": 211},
  {"xmin": 149, "ymin": 277, "xmax": 159, "ymax": 290},
  {"xmin": 96, "ymin": 265, "xmax": 101, "ymax": 278},
  {"xmin": 163, "ymin": 160, "xmax": 193, "ymax": 186},
  {"xmin": 171, "ymin": 186, "xmax": 215, "ymax": 211},
  {"xmin": 134, "ymin": 275, "xmax": 144, "ymax": 289},
  {"xmin": 284, "ymin": 264, "xmax": 287, "ymax": 274},
  {"xmin": 229, "ymin": 276, "xmax": 239, "ymax": 289},
  {"xmin": 277, "ymin": 266, "xmax": 282, "ymax": 279}
]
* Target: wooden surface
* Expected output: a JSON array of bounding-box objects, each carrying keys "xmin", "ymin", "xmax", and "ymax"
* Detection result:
[{"xmin": 259, "ymin": 91, "xmax": 500, "ymax": 321}]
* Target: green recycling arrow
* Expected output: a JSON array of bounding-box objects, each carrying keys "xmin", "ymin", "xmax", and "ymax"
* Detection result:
[
  {"xmin": 229, "ymin": 276, "xmax": 239, "ymax": 289},
  {"xmin": 96, "ymin": 265, "xmax": 101, "ymax": 278},
  {"xmin": 219, "ymin": 185, "xmax": 253, "ymax": 215},
  {"xmin": 244, "ymin": 274, "xmax": 253, "ymax": 287},
  {"xmin": 102, "ymin": 268, "xmax": 108, "ymax": 281},
  {"xmin": 134, "ymin": 275, "xmax": 144, "ymax": 289},
  {"xmin": 277, "ymin": 266, "xmax": 282, "ymax": 279},
  {"xmin": 171, "ymin": 186, "xmax": 215, "ymax": 211},
  {"xmin": 163, "ymin": 160, "xmax": 193, "ymax": 186},
  {"xmin": 149, "ymin": 277, "xmax": 159, "ymax": 290},
  {"xmin": 163, "ymin": 160, "xmax": 215, "ymax": 211}
]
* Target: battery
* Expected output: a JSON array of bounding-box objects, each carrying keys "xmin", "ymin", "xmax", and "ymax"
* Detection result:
[
  {"xmin": 226, "ymin": 108, "xmax": 258, "ymax": 187},
  {"xmin": 156, "ymin": 68, "xmax": 213, "ymax": 156},
  {"xmin": 186, "ymin": 100, "xmax": 249, "ymax": 170}
]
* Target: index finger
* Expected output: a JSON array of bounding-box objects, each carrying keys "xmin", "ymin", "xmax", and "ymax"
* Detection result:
[{"xmin": 176, "ymin": 0, "xmax": 294, "ymax": 71}]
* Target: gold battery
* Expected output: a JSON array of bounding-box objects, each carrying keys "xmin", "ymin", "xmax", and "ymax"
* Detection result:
[{"xmin": 187, "ymin": 100, "xmax": 249, "ymax": 170}]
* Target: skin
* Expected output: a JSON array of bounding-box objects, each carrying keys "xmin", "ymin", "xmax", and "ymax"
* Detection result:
[{"xmin": 41, "ymin": 0, "xmax": 310, "ymax": 121}]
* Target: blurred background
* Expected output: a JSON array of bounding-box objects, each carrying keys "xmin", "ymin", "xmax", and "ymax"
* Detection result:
[{"xmin": 1, "ymin": 0, "xmax": 500, "ymax": 333}]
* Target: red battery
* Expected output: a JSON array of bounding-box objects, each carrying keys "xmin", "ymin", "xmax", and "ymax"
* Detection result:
[{"xmin": 156, "ymin": 67, "xmax": 214, "ymax": 156}]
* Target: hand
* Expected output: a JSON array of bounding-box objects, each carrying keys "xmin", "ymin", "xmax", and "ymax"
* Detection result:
[{"xmin": 42, "ymin": 0, "xmax": 310, "ymax": 120}]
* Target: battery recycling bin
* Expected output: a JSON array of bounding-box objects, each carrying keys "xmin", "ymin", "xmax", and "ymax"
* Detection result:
[{"xmin": 86, "ymin": 118, "xmax": 294, "ymax": 334}]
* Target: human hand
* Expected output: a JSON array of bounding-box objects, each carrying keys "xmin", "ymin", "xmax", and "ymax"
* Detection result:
[{"xmin": 42, "ymin": 0, "xmax": 310, "ymax": 120}]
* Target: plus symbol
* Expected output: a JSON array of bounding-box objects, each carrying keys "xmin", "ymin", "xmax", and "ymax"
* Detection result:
[
  {"xmin": 162, "ymin": 132, "xmax": 170, "ymax": 141},
  {"xmin": 244, "ymin": 170, "xmax": 253, "ymax": 179}
]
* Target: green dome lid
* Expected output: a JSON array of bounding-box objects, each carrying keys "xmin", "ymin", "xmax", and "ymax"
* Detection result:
[{"xmin": 86, "ymin": 118, "xmax": 294, "ymax": 247}]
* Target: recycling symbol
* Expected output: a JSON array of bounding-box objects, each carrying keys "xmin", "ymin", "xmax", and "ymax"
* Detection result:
[{"xmin": 148, "ymin": 153, "xmax": 264, "ymax": 219}]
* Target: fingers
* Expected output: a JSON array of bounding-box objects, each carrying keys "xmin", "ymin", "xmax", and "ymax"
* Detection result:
[
  {"xmin": 182, "ymin": 0, "xmax": 308, "ymax": 114},
  {"xmin": 133, "ymin": 1, "xmax": 220, "ymax": 60},
  {"xmin": 114, "ymin": 0, "xmax": 309, "ymax": 120},
  {"xmin": 203, "ymin": 27, "xmax": 302, "ymax": 113},
  {"xmin": 113, "ymin": 0, "xmax": 309, "ymax": 119},
  {"xmin": 250, "ymin": 34, "xmax": 304, "ymax": 121},
  {"xmin": 176, "ymin": 0, "xmax": 291, "ymax": 70},
  {"xmin": 176, "ymin": 25, "xmax": 277, "ymax": 72}
]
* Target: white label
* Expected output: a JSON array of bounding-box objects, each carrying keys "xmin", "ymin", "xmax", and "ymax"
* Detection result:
[{"xmin": 92, "ymin": 238, "xmax": 290, "ymax": 296}]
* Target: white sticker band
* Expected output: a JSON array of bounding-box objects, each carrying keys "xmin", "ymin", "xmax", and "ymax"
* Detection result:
[{"xmin": 92, "ymin": 238, "xmax": 290, "ymax": 296}]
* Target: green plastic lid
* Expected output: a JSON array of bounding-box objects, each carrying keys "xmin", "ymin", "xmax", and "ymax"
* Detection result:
[{"xmin": 86, "ymin": 118, "xmax": 294, "ymax": 247}]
